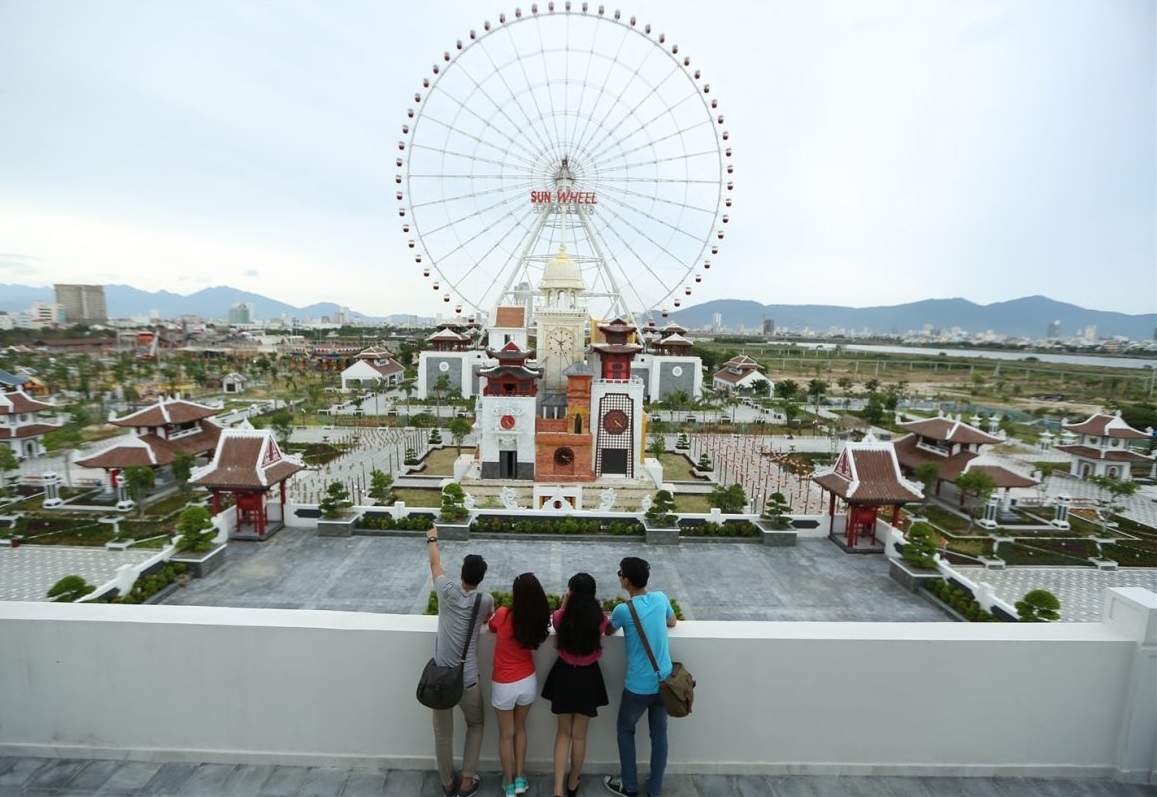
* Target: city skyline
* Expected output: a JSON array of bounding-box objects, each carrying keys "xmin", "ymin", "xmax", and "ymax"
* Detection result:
[{"xmin": 0, "ymin": 0, "xmax": 1153, "ymax": 316}]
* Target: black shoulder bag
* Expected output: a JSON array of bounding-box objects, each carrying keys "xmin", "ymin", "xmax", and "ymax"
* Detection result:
[
  {"xmin": 417, "ymin": 592, "xmax": 482, "ymax": 709},
  {"xmin": 626, "ymin": 598, "xmax": 695, "ymax": 718}
]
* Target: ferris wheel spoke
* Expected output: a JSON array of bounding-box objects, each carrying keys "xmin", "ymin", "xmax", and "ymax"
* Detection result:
[{"xmin": 404, "ymin": 11, "xmax": 728, "ymax": 321}]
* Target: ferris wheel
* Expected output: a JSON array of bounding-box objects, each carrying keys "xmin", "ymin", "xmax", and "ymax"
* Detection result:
[{"xmin": 397, "ymin": 3, "xmax": 732, "ymax": 324}]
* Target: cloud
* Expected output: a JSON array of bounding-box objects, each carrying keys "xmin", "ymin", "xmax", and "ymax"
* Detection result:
[{"xmin": 0, "ymin": 252, "xmax": 42, "ymax": 278}]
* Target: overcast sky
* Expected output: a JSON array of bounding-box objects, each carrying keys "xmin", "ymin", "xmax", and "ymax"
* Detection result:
[{"xmin": 0, "ymin": 0, "xmax": 1153, "ymax": 318}]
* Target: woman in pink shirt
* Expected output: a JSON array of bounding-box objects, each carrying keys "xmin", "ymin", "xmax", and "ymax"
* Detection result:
[
  {"xmin": 488, "ymin": 573, "xmax": 550, "ymax": 797},
  {"xmin": 541, "ymin": 572, "xmax": 609, "ymax": 797}
]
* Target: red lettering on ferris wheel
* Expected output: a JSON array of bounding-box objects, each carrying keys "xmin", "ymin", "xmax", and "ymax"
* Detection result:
[{"xmin": 529, "ymin": 190, "xmax": 597, "ymax": 205}]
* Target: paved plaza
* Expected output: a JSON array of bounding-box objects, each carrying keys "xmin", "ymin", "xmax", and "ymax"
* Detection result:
[
  {"xmin": 0, "ymin": 545, "xmax": 155, "ymax": 603},
  {"xmin": 160, "ymin": 529, "xmax": 946, "ymax": 622},
  {"xmin": 0, "ymin": 757, "xmax": 1153, "ymax": 797}
]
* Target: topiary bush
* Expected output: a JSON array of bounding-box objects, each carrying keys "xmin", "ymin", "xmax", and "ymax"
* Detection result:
[{"xmin": 902, "ymin": 521, "xmax": 939, "ymax": 569}]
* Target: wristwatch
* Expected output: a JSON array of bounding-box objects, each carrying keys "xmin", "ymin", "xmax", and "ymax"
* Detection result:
[{"xmin": 427, "ymin": 536, "xmax": 438, "ymax": 543}]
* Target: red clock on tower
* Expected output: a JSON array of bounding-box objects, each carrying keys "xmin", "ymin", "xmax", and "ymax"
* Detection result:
[
  {"xmin": 602, "ymin": 409, "xmax": 629, "ymax": 434},
  {"xmin": 500, "ymin": 414, "xmax": 516, "ymax": 430}
]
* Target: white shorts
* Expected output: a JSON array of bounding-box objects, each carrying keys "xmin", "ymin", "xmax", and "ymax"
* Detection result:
[{"xmin": 490, "ymin": 673, "xmax": 538, "ymax": 710}]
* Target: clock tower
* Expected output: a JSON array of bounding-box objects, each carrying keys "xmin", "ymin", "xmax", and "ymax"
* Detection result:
[
  {"xmin": 590, "ymin": 318, "xmax": 646, "ymax": 478},
  {"xmin": 535, "ymin": 244, "xmax": 587, "ymax": 393}
]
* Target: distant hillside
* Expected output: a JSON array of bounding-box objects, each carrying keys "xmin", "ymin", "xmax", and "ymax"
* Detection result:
[
  {"xmin": 1, "ymin": 284, "xmax": 1153, "ymax": 338},
  {"xmin": 670, "ymin": 296, "xmax": 1157, "ymax": 340},
  {"xmin": 0, "ymin": 284, "xmax": 370, "ymax": 323}
]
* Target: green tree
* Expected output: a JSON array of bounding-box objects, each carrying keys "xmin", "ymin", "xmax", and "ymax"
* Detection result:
[
  {"xmin": 774, "ymin": 379, "xmax": 799, "ymax": 401},
  {"xmin": 319, "ymin": 481, "xmax": 353, "ymax": 519},
  {"xmin": 175, "ymin": 505, "xmax": 217, "ymax": 552},
  {"xmin": 1016, "ymin": 589, "xmax": 1061, "ymax": 622},
  {"xmin": 902, "ymin": 521, "xmax": 939, "ymax": 569},
  {"xmin": 914, "ymin": 462, "xmax": 941, "ymax": 505},
  {"xmin": 707, "ymin": 483, "xmax": 747, "ymax": 514},
  {"xmin": 368, "ymin": 469, "xmax": 394, "ymax": 505},
  {"xmin": 123, "ymin": 465, "xmax": 155, "ymax": 516},
  {"xmin": 783, "ymin": 402, "xmax": 801, "ymax": 429},
  {"xmin": 431, "ymin": 374, "xmax": 453, "ymax": 418},
  {"xmin": 760, "ymin": 492, "xmax": 792, "ymax": 529},
  {"xmin": 439, "ymin": 482, "xmax": 469, "ymax": 522},
  {"xmin": 269, "ymin": 410, "xmax": 294, "ymax": 447},
  {"xmin": 1086, "ymin": 474, "xmax": 1139, "ymax": 536},
  {"xmin": 171, "ymin": 451, "xmax": 195, "ymax": 491},
  {"xmin": 47, "ymin": 574, "xmax": 95, "ymax": 603},
  {"xmin": 836, "ymin": 377, "xmax": 854, "ymax": 406},
  {"xmin": 648, "ymin": 434, "xmax": 666, "ymax": 459},
  {"xmin": 954, "ymin": 470, "xmax": 997, "ymax": 529},
  {"xmin": 645, "ymin": 489, "xmax": 677, "ymax": 527},
  {"xmin": 806, "ymin": 379, "xmax": 828, "ymax": 414},
  {"xmin": 448, "ymin": 417, "xmax": 473, "ymax": 454},
  {"xmin": 861, "ymin": 393, "xmax": 885, "ymax": 426},
  {"xmin": 0, "ymin": 446, "xmax": 18, "ymax": 496}
]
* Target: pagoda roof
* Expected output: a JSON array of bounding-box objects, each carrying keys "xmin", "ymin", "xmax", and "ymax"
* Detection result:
[
  {"xmin": 493, "ymin": 306, "xmax": 527, "ymax": 328},
  {"xmin": 0, "ymin": 423, "xmax": 61, "ymax": 441},
  {"xmin": 660, "ymin": 322, "xmax": 687, "ymax": 335},
  {"xmin": 429, "ymin": 328, "xmax": 469, "ymax": 342},
  {"xmin": 110, "ymin": 398, "xmax": 220, "ymax": 428},
  {"xmin": 893, "ymin": 434, "xmax": 1039, "ymax": 487},
  {"xmin": 486, "ymin": 341, "xmax": 535, "ymax": 362},
  {"xmin": 1053, "ymin": 444, "xmax": 1152, "ymax": 464},
  {"xmin": 190, "ymin": 430, "xmax": 305, "ymax": 491},
  {"xmin": 654, "ymin": 332, "xmax": 693, "ymax": 347},
  {"xmin": 896, "ymin": 414, "xmax": 1001, "ymax": 445},
  {"xmin": 355, "ymin": 345, "xmax": 394, "ymax": 360},
  {"xmin": 478, "ymin": 363, "xmax": 542, "ymax": 380},
  {"xmin": 596, "ymin": 317, "xmax": 637, "ymax": 334},
  {"xmin": 0, "ymin": 390, "xmax": 56, "ymax": 415},
  {"xmin": 812, "ymin": 437, "xmax": 924, "ymax": 503},
  {"xmin": 563, "ymin": 361, "xmax": 594, "ymax": 377},
  {"xmin": 1062, "ymin": 411, "xmax": 1150, "ymax": 440},
  {"xmin": 593, "ymin": 343, "xmax": 643, "ymax": 355},
  {"xmin": 76, "ymin": 423, "xmax": 222, "ymax": 470},
  {"xmin": 720, "ymin": 354, "xmax": 762, "ymax": 371}
]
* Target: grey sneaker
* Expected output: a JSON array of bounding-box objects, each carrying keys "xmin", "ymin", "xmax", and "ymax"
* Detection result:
[
  {"xmin": 602, "ymin": 776, "xmax": 638, "ymax": 797},
  {"xmin": 458, "ymin": 775, "xmax": 482, "ymax": 797}
]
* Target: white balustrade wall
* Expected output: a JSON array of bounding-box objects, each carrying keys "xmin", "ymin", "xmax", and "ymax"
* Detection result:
[{"xmin": 1, "ymin": 588, "xmax": 1154, "ymax": 784}]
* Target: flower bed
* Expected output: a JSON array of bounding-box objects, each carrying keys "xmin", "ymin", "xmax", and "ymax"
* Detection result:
[{"xmin": 470, "ymin": 515, "xmax": 643, "ymax": 536}]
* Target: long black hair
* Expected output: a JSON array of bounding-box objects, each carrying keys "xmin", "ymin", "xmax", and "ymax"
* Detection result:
[
  {"xmin": 511, "ymin": 572, "xmax": 550, "ymax": 650},
  {"xmin": 555, "ymin": 572, "xmax": 603, "ymax": 657}
]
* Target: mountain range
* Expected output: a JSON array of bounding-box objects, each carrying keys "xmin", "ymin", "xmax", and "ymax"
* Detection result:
[
  {"xmin": 668, "ymin": 296, "xmax": 1156, "ymax": 341},
  {"xmin": 1, "ymin": 284, "xmax": 1154, "ymax": 340}
]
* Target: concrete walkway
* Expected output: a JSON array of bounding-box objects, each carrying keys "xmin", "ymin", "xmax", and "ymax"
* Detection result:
[{"xmin": 0, "ymin": 757, "xmax": 1152, "ymax": 796}]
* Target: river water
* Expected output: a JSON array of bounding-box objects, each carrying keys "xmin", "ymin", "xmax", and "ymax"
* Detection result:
[{"xmin": 778, "ymin": 342, "xmax": 1157, "ymax": 371}]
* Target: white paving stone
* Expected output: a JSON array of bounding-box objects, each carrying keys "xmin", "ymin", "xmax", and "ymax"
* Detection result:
[
  {"xmin": 0, "ymin": 545, "xmax": 155, "ymax": 601},
  {"xmin": 952, "ymin": 565, "xmax": 1157, "ymax": 622}
]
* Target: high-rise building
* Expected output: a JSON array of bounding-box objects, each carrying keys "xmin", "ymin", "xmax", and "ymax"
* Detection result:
[
  {"xmin": 53, "ymin": 284, "xmax": 107, "ymax": 324},
  {"xmin": 227, "ymin": 302, "xmax": 254, "ymax": 325},
  {"xmin": 1047, "ymin": 320, "xmax": 1062, "ymax": 339},
  {"xmin": 763, "ymin": 318, "xmax": 775, "ymax": 336}
]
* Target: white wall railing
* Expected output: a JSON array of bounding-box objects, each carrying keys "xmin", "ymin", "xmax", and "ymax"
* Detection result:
[{"xmin": 1, "ymin": 589, "xmax": 1153, "ymax": 784}]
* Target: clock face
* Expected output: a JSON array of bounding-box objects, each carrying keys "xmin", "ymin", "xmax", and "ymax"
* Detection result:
[
  {"xmin": 547, "ymin": 329, "xmax": 574, "ymax": 355},
  {"xmin": 602, "ymin": 409, "xmax": 629, "ymax": 435},
  {"xmin": 554, "ymin": 447, "xmax": 574, "ymax": 466},
  {"xmin": 500, "ymin": 414, "xmax": 516, "ymax": 430}
]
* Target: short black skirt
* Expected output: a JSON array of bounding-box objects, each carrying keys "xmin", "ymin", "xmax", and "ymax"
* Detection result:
[{"xmin": 541, "ymin": 657, "xmax": 609, "ymax": 717}]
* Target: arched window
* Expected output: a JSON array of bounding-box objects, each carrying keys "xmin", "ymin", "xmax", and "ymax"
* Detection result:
[{"xmin": 574, "ymin": 413, "xmax": 582, "ymax": 434}]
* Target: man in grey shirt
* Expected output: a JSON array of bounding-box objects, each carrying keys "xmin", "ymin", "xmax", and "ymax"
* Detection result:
[{"xmin": 427, "ymin": 524, "xmax": 494, "ymax": 797}]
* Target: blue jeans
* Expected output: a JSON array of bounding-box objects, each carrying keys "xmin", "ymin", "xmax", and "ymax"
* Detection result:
[{"xmin": 615, "ymin": 689, "xmax": 668, "ymax": 796}]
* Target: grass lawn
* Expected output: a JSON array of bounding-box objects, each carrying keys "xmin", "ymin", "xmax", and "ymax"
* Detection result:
[
  {"xmin": 673, "ymin": 494, "xmax": 711, "ymax": 513},
  {"xmin": 658, "ymin": 451, "xmax": 697, "ymax": 480},
  {"xmin": 421, "ymin": 447, "xmax": 465, "ymax": 475},
  {"xmin": 392, "ymin": 488, "xmax": 440, "ymax": 508}
]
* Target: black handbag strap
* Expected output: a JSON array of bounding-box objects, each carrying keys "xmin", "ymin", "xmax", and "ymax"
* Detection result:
[
  {"xmin": 626, "ymin": 598, "xmax": 662, "ymax": 677},
  {"xmin": 458, "ymin": 592, "xmax": 483, "ymax": 663}
]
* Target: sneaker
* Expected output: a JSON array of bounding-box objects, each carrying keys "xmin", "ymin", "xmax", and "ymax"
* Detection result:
[
  {"xmin": 602, "ymin": 775, "xmax": 638, "ymax": 797},
  {"xmin": 442, "ymin": 773, "xmax": 461, "ymax": 797},
  {"xmin": 514, "ymin": 776, "xmax": 529, "ymax": 795},
  {"xmin": 458, "ymin": 775, "xmax": 482, "ymax": 797},
  {"xmin": 503, "ymin": 783, "xmax": 517, "ymax": 797}
]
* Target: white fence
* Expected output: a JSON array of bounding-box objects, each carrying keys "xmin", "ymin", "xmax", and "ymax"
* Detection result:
[{"xmin": 1, "ymin": 589, "xmax": 1153, "ymax": 783}]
